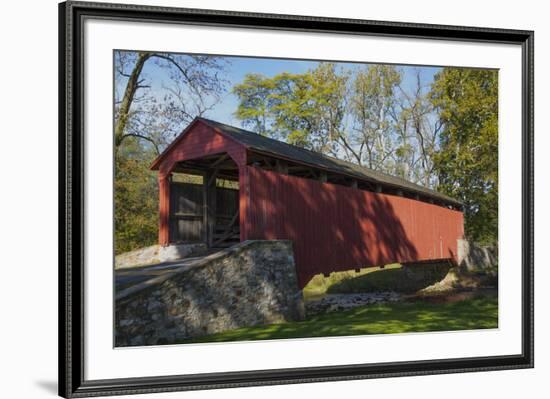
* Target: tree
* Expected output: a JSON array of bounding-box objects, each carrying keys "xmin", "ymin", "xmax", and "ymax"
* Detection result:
[
  {"xmin": 115, "ymin": 52, "xmax": 153, "ymax": 150},
  {"xmin": 392, "ymin": 70, "xmax": 442, "ymax": 187},
  {"xmin": 271, "ymin": 64, "xmax": 349, "ymax": 154},
  {"xmin": 232, "ymin": 73, "xmax": 276, "ymax": 136},
  {"xmin": 430, "ymin": 68, "xmax": 498, "ymax": 243},
  {"xmin": 113, "ymin": 51, "xmax": 229, "ymax": 253},
  {"xmin": 233, "ymin": 64, "xmax": 443, "ymax": 187},
  {"xmin": 234, "ymin": 63, "xmax": 349, "ymax": 155},
  {"xmin": 348, "ymin": 65, "xmax": 401, "ymax": 170},
  {"xmin": 114, "ymin": 138, "xmax": 159, "ymax": 254},
  {"xmin": 115, "ymin": 51, "xmax": 228, "ymax": 154}
]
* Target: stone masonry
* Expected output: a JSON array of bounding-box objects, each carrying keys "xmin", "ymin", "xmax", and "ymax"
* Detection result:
[
  {"xmin": 457, "ymin": 239, "xmax": 498, "ymax": 272},
  {"xmin": 115, "ymin": 240, "xmax": 304, "ymax": 347}
]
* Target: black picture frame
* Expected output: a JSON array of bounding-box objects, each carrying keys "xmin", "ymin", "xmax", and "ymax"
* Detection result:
[{"xmin": 59, "ymin": 1, "xmax": 534, "ymax": 397}]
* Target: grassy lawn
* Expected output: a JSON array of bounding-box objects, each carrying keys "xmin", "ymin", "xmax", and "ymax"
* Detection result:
[{"xmin": 182, "ymin": 295, "xmax": 498, "ymax": 344}]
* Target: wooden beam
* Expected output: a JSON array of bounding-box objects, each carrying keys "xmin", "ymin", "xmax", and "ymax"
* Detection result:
[
  {"xmin": 202, "ymin": 171, "xmax": 208, "ymax": 244},
  {"xmin": 275, "ymin": 159, "xmax": 288, "ymax": 174},
  {"xmin": 212, "ymin": 210, "xmax": 239, "ymax": 247},
  {"xmin": 217, "ymin": 164, "xmax": 239, "ymax": 170},
  {"xmin": 158, "ymin": 173, "xmax": 171, "ymax": 246},
  {"xmin": 206, "ymin": 172, "xmax": 218, "ymax": 188},
  {"xmin": 214, "ymin": 173, "xmax": 239, "ymax": 181},
  {"xmin": 305, "ymin": 168, "xmax": 317, "ymax": 179},
  {"xmin": 208, "ymin": 180, "xmax": 216, "ymax": 247},
  {"xmin": 204, "ymin": 170, "xmax": 217, "ymax": 247},
  {"xmin": 248, "ymin": 153, "xmax": 278, "ymax": 169},
  {"xmin": 359, "ymin": 181, "xmax": 376, "ymax": 192},
  {"xmin": 330, "ymin": 175, "xmax": 347, "ymax": 181},
  {"xmin": 170, "ymin": 166, "xmax": 207, "ymax": 176},
  {"xmin": 206, "ymin": 162, "xmax": 226, "ymax": 187},
  {"xmin": 209, "ymin": 153, "xmax": 229, "ymax": 168},
  {"xmin": 205, "ymin": 154, "xmax": 233, "ymax": 187}
]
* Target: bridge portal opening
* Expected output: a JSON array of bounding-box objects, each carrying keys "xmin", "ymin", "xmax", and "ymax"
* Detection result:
[{"xmin": 169, "ymin": 152, "xmax": 240, "ymax": 248}]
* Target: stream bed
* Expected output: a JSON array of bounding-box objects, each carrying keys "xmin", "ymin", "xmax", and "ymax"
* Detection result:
[{"xmin": 305, "ymin": 288, "xmax": 497, "ymax": 316}]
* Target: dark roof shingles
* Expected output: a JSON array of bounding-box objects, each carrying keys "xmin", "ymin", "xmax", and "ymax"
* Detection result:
[{"xmin": 199, "ymin": 118, "xmax": 461, "ymax": 206}]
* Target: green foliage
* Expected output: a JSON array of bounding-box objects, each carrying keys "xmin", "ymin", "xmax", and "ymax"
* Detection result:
[
  {"xmin": 430, "ymin": 68, "xmax": 498, "ymax": 244},
  {"xmin": 114, "ymin": 139, "xmax": 159, "ymax": 254},
  {"xmin": 233, "ymin": 63, "xmax": 349, "ymax": 154},
  {"xmin": 232, "ymin": 73, "xmax": 276, "ymax": 135}
]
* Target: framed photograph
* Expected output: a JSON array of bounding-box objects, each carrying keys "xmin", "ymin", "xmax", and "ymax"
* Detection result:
[{"xmin": 59, "ymin": 1, "xmax": 534, "ymax": 397}]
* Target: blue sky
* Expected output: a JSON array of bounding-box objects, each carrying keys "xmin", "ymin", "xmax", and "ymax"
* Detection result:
[{"xmin": 117, "ymin": 52, "xmax": 442, "ymax": 127}]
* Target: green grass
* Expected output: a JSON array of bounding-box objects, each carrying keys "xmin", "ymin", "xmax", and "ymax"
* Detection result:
[{"xmin": 181, "ymin": 295, "xmax": 498, "ymax": 344}]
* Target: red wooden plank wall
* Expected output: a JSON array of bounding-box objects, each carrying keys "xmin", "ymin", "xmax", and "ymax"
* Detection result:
[
  {"xmin": 246, "ymin": 166, "xmax": 464, "ymax": 288},
  {"xmin": 157, "ymin": 121, "xmax": 246, "ymax": 177}
]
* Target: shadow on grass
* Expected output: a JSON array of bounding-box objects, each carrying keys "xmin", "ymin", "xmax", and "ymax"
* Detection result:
[
  {"xmin": 179, "ymin": 294, "xmax": 498, "ymax": 344},
  {"xmin": 326, "ymin": 263, "xmax": 451, "ymax": 295}
]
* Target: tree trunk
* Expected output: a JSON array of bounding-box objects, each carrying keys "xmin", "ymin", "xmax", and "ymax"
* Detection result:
[{"xmin": 114, "ymin": 52, "xmax": 152, "ymax": 148}]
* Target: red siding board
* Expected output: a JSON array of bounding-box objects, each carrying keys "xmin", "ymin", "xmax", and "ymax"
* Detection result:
[
  {"xmin": 246, "ymin": 167, "xmax": 464, "ymax": 288},
  {"xmin": 157, "ymin": 122, "xmax": 246, "ymax": 176},
  {"xmin": 158, "ymin": 174, "xmax": 170, "ymax": 246}
]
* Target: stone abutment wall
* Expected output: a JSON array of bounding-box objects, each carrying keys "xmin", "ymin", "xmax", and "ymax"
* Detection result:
[
  {"xmin": 457, "ymin": 239, "xmax": 498, "ymax": 272},
  {"xmin": 115, "ymin": 240, "xmax": 304, "ymax": 347}
]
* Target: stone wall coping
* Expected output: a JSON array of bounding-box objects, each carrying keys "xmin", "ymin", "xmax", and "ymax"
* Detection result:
[{"xmin": 115, "ymin": 240, "xmax": 293, "ymax": 302}]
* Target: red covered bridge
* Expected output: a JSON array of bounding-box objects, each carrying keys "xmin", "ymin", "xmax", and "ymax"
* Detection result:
[{"xmin": 151, "ymin": 118, "xmax": 464, "ymax": 288}]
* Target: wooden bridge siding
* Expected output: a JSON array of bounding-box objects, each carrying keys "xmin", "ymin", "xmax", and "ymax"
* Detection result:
[
  {"xmin": 157, "ymin": 122, "xmax": 246, "ymax": 177},
  {"xmin": 167, "ymin": 183, "xmax": 239, "ymax": 244},
  {"xmin": 157, "ymin": 122, "xmax": 246, "ymax": 246},
  {"xmin": 169, "ymin": 182, "xmax": 205, "ymax": 243},
  {"xmin": 246, "ymin": 167, "xmax": 464, "ymax": 288},
  {"xmin": 216, "ymin": 187, "xmax": 240, "ymax": 223}
]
